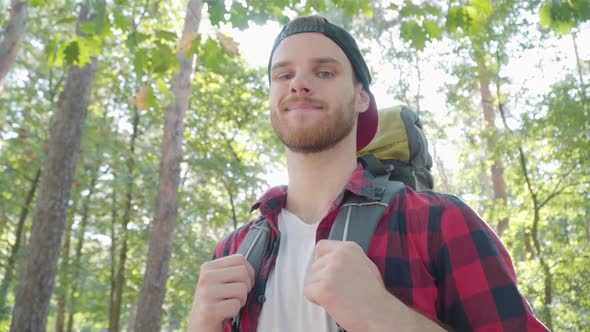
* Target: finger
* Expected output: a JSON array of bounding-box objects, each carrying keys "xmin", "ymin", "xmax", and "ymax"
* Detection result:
[
  {"xmin": 244, "ymin": 260, "xmax": 255, "ymax": 287},
  {"xmin": 213, "ymin": 298, "xmax": 244, "ymax": 321},
  {"xmin": 201, "ymin": 254, "xmax": 249, "ymax": 271},
  {"xmin": 314, "ymin": 239, "xmax": 339, "ymax": 259},
  {"xmin": 308, "ymin": 253, "xmax": 331, "ymax": 277},
  {"xmin": 200, "ymin": 264, "xmax": 254, "ymax": 291},
  {"xmin": 303, "ymin": 286, "xmax": 318, "ymax": 305},
  {"xmin": 303, "ymin": 281, "xmax": 324, "ymax": 306},
  {"xmin": 207, "ymin": 282, "xmax": 250, "ymax": 307}
]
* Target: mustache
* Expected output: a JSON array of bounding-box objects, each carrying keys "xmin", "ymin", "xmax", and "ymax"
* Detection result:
[{"xmin": 280, "ymin": 96, "xmax": 326, "ymax": 110}]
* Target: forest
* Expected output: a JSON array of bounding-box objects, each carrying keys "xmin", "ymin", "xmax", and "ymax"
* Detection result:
[{"xmin": 0, "ymin": 0, "xmax": 588, "ymax": 331}]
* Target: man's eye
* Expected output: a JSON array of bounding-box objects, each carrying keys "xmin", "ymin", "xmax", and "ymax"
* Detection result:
[
  {"xmin": 317, "ymin": 71, "xmax": 334, "ymax": 79},
  {"xmin": 276, "ymin": 73, "xmax": 293, "ymax": 80}
]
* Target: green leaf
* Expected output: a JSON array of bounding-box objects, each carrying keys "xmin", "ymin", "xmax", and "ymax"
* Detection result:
[
  {"xmin": 157, "ymin": 78, "xmax": 172, "ymax": 101},
  {"xmin": 539, "ymin": 2, "xmax": 553, "ymax": 26},
  {"xmin": 573, "ymin": 0, "xmax": 590, "ymax": 21},
  {"xmin": 424, "ymin": 19, "xmax": 443, "ymax": 39},
  {"xmin": 538, "ymin": 0, "xmax": 590, "ymax": 34},
  {"xmin": 56, "ymin": 17, "xmax": 78, "ymax": 25},
  {"xmin": 155, "ymin": 30, "xmax": 178, "ymax": 43},
  {"xmin": 331, "ymin": 0, "xmax": 371, "ymax": 16},
  {"xmin": 113, "ymin": 11, "xmax": 133, "ymax": 30},
  {"xmin": 126, "ymin": 31, "xmax": 150, "ymax": 49},
  {"xmin": 133, "ymin": 50, "xmax": 147, "ymax": 77},
  {"xmin": 207, "ymin": 0, "xmax": 226, "ymax": 26},
  {"xmin": 46, "ymin": 33, "xmax": 64, "ymax": 67},
  {"xmin": 63, "ymin": 40, "xmax": 80, "ymax": 64},
  {"xmin": 145, "ymin": 85, "xmax": 158, "ymax": 110},
  {"xmin": 401, "ymin": 21, "xmax": 427, "ymax": 51},
  {"xmin": 94, "ymin": 1, "xmax": 109, "ymax": 35},
  {"xmin": 199, "ymin": 38, "xmax": 226, "ymax": 72},
  {"xmin": 151, "ymin": 44, "xmax": 177, "ymax": 74},
  {"xmin": 446, "ymin": 5, "xmax": 480, "ymax": 34},
  {"xmin": 470, "ymin": 0, "xmax": 493, "ymax": 18},
  {"xmin": 29, "ymin": 0, "xmax": 45, "ymax": 7},
  {"xmin": 79, "ymin": 21, "xmax": 97, "ymax": 36}
]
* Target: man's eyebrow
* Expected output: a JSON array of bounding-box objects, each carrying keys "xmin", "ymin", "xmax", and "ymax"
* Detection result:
[
  {"xmin": 270, "ymin": 57, "xmax": 343, "ymax": 72},
  {"xmin": 270, "ymin": 61, "xmax": 291, "ymax": 72},
  {"xmin": 312, "ymin": 57, "xmax": 342, "ymax": 66}
]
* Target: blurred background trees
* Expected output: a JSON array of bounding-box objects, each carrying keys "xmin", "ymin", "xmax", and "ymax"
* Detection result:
[{"xmin": 0, "ymin": 0, "xmax": 587, "ymax": 330}]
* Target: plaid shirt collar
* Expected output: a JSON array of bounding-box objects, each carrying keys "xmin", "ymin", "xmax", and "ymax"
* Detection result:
[{"xmin": 250, "ymin": 161, "xmax": 379, "ymax": 222}]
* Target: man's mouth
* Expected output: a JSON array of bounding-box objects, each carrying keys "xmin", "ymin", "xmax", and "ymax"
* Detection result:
[{"xmin": 286, "ymin": 103, "xmax": 322, "ymax": 112}]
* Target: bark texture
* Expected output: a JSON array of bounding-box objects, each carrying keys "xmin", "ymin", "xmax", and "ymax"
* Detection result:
[
  {"xmin": 134, "ymin": 1, "xmax": 203, "ymax": 330},
  {"xmin": 0, "ymin": 0, "xmax": 28, "ymax": 92},
  {"xmin": 108, "ymin": 109, "xmax": 139, "ymax": 332},
  {"xmin": 476, "ymin": 57, "xmax": 509, "ymax": 237},
  {"xmin": 9, "ymin": 5, "xmax": 97, "ymax": 331},
  {"xmin": 0, "ymin": 168, "xmax": 40, "ymax": 313}
]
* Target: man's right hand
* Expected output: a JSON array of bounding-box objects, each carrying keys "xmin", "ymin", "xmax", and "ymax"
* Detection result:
[{"xmin": 187, "ymin": 254, "xmax": 256, "ymax": 332}]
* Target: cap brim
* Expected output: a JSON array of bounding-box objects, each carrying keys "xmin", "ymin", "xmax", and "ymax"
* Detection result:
[{"xmin": 356, "ymin": 91, "xmax": 378, "ymax": 151}]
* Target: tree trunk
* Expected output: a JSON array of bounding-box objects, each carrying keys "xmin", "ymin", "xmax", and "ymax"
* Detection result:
[
  {"xmin": 0, "ymin": 167, "xmax": 40, "ymax": 314},
  {"xmin": 55, "ymin": 190, "xmax": 79, "ymax": 332},
  {"xmin": 126, "ymin": 303, "xmax": 135, "ymax": 332},
  {"xmin": 9, "ymin": 4, "xmax": 97, "ymax": 330},
  {"xmin": 109, "ymin": 109, "xmax": 139, "ymax": 332},
  {"xmin": 516, "ymin": 137, "xmax": 553, "ymax": 330},
  {"xmin": 476, "ymin": 57, "xmax": 509, "ymax": 237},
  {"xmin": 431, "ymin": 142, "xmax": 449, "ymax": 192},
  {"xmin": 134, "ymin": 1, "xmax": 203, "ymax": 330},
  {"xmin": 55, "ymin": 177, "xmax": 86, "ymax": 332},
  {"xmin": 0, "ymin": 0, "xmax": 28, "ymax": 93},
  {"xmin": 531, "ymin": 207, "xmax": 553, "ymax": 331},
  {"xmin": 109, "ymin": 180, "xmax": 118, "ymax": 330},
  {"xmin": 65, "ymin": 167, "xmax": 99, "ymax": 332},
  {"xmin": 571, "ymin": 31, "xmax": 588, "ymax": 108},
  {"xmin": 227, "ymin": 183, "xmax": 238, "ymax": 230}
]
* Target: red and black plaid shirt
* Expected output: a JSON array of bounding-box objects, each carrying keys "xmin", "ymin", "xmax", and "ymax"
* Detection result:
[{"xmin": 212, "ymin": 163, "xmax": 549, "ymax": 331}]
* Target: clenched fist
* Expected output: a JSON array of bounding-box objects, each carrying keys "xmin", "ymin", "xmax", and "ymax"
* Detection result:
[
  {"xmin": 187, "ymin": 255, "xmax": 255, "ymax": 332},
  {"xmin": 304, "ymin": 240, "xmax": 391, "ymax": 332}
]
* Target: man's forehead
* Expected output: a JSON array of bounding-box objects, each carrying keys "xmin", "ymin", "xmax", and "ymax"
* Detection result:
[{"xmin": 270, "ymin": 32, "xmax": 350, "ymax": 67}]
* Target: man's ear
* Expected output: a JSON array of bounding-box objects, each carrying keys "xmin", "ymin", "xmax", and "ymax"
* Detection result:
[{"xmin": 355, "ymin": 85, "xmax": 370, "ymax": 114}]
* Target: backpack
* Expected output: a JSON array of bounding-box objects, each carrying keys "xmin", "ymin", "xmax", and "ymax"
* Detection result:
[
  {"xmin": 231, "ymin": 106, "xmax": 434, "ymax": 331},
  {"xmin": 358, "ymin": 105, "xmax": 434, "ymax": 191}
]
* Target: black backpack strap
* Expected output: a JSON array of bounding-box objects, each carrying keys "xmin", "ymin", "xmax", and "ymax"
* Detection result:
[
  {"xmin": 359, "ymin": 154, "xmax": 390, "ymax": 177},
  {"xmin": 329, "ymin": 173, "xmax": 404, "ymax": 254},
  {"xmin": 235, "ymin": 215, "xmax": 271, "ymax": 278},
  {"xmin": 232, "ymin": 215, "xmax": 271, "ymax": 331}
]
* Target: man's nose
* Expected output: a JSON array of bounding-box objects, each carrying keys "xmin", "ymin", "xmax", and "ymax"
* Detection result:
[{"xmin": 289, "ymin": 73, "xmax": 312, "ymax": 95}]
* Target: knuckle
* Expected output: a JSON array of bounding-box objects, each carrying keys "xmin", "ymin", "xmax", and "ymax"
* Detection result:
[
  {"xmin": 200, "ymin": 286, "xmax": 213, "ymax": 299},
  {"xmin": 198, "ymin": 302, "xmax": 215, "ymax": 318},
  {"xmin": 238, "ymin": 265, "xmax": 249, "ymax": 279},
  {"xmin": 198, "ymin": 270, "xmax": 212, "ymax": 284},
  {"xmin": 344, "ymin": 241, "xmax": 359, "ymax": 250},
  {"xmin": 230, "ymin": 298, "xmax": 242, "ymax": 314},
  {"xmin": 199, "ymin": 261, "xmax": 211, "ymax": 273}
]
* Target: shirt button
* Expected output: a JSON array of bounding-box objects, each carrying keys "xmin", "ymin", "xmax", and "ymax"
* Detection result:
[{"xmin": 257, "ymin": 295, "xmax": 266, "ymax": 303}]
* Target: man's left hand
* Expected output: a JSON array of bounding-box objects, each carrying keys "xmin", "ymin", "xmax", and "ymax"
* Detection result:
[{"xmin": 303, "ymin": 239, "xmax": 394, "ymax": 332}]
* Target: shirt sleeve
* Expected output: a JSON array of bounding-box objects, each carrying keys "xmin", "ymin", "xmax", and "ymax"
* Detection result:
[{"xmin": 432, "ymin": 194, "xmax": 549, "ymax": 331}]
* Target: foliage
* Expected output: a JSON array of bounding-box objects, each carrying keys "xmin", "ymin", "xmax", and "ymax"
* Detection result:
[{"xmin": 0, "ymin": 0, "xmax": 588, "ymax": 330}]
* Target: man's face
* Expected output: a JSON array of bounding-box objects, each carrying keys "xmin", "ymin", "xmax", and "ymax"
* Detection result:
[{"xmin": 269, "ymin": 32, "xmax": 369, "ymax": 153}]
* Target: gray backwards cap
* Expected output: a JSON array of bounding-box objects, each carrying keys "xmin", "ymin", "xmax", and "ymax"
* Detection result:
[
  {"xmin": 266, "ymin": 15, "xmax": 379, "ymax": 151},
  {"xmin": 267, "ymin": 16, "xmax": 372, "ymax": 91}
]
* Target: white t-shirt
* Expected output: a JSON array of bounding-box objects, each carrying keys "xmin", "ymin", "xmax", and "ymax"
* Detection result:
[{"xmin": 257, "ymin": 209, "xmax": 338, "ymax": 332}]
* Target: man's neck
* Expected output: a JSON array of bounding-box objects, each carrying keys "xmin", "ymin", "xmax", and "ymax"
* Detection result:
[{"xmin": 285, "ymin": 137, "xmax": 357, "ymax": 224}]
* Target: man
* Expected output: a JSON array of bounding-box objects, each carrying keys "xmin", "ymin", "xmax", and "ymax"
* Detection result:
[{"xmin": 188, "ymin": 15, "xmax": 549, "ymax": 332}]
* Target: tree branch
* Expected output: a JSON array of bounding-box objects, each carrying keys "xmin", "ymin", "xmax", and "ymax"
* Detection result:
[{"xmin": 538, "ymin": 166, "xmax": 577, "ymax": 210}]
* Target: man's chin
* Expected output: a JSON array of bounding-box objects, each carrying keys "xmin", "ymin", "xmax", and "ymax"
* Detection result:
[{"xmin": 280, "ymin": 135, "xmax": 341, "ymax": 154}]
